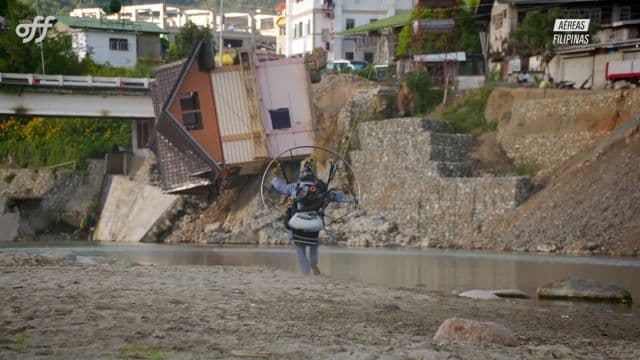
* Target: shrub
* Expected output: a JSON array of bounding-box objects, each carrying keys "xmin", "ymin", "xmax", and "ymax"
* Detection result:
[
  {"xmin": 3, "ymin": 172, "xmax": 16, "ymax": 183},
  {"xmin": 441, "ymin": 84, "xmax": 496, "ymax": 133},
  {"xmin": 404, "ymin": 70, "xmax": 443, "ymax": 114},
  {"xmin": 0, "ymin": 118, "xmax": 131, "ymax": 168}
]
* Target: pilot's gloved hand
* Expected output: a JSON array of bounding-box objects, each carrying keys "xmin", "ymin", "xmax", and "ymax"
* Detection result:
[{"xmin": 272, "ymin": 162, "xmax": 282, "ymax": 177}]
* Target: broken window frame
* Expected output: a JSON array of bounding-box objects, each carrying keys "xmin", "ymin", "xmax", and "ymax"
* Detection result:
[{"xmin": 179, "ymin": 91, "xmax": 203, "ymax": 130}]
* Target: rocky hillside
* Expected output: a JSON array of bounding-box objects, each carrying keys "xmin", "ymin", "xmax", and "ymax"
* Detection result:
[
  {"xmin": 472, "ymin": 117, "xmax": 640, "ymax": 256},
  {"xmin": 120, "ymin": 76, "xmax": 639, "ymax": 257}
]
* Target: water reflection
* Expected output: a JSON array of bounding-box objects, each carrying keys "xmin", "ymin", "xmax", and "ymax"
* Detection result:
[{"xmin": 2, "ymin": 243, "xmax": 639, "ymax": 312}]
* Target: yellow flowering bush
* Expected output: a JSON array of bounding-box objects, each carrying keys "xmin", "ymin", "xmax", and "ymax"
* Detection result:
[{"xmin": 0, "ymin": 117, "xmax": 132, "ymax": 168}]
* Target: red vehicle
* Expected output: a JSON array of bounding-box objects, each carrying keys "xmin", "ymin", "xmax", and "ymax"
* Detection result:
[{"xmin": 606, "ymin": 59, "xmax": 640, "ymax": 82}]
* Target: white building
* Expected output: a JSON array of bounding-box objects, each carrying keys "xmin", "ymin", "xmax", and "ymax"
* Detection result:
[
  {"xmin": 70, "ymin": 3, "xmax": 215, "ymax": 30},
  {"xmin": 70, "ymin": 4, "xmax": 279, "ymax": 38},
  {"xmin": 285, "ymin": 0, "xmax": 415, "ymax": 61},
  {"xmin": 54, "ymin": 15, "xmax": 167, "ymax": 68}
]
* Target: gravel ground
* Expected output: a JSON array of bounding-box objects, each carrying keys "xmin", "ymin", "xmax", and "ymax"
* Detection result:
[{"xmin": 0, "ymin": 253, "xmax": 639, "ymax": 359}]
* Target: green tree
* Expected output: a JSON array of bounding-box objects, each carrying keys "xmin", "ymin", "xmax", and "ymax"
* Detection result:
[
  {"xmin": 397, "ymin": 4, "xmax": 482, "ymax": 57},
  {"xmin": 509, "ymin": 8, "xmax": 597, "ymax": 74},
  {"xmin": 0, "ymin": 0, "xmax": 39, "ymax": 73},
  {"xmin": 509, "ymin": 9, "xmax": 559, "ymax": 59},
  {"xmin": 166, "ymin": 21, "xmax": 212, "ymax": 62},
  {"xmin": 0, "ymin": 0, "xmax": 90, "ymax": 74}
]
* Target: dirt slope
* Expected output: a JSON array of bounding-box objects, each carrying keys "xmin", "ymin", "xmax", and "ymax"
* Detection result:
[{"xmin": 472, "ymin": 117, "xmax": 640, "ymax": 256}]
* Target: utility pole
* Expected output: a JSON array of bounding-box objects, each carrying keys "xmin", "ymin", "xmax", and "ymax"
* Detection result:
[
  {"xmin": 480, "ymin": 31, "xmax": 489, "ymax": 78},
  {"xmin": 249, "ymin": 7, "xmax": 257, "ymax": 51},
  {"xmin": 36, "ymin": 0, "xmax": 45, "ymax": 74},
  {"xmin": 218, "ymin": 0, "xmax": 224, "ymax": 66}
]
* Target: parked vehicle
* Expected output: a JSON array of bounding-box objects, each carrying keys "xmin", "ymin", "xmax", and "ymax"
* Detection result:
[
  {"xmin": 326, "ymin": 60, "xmax": 369, "ymax": 72},
  {"xmin": 606, "ymin": 59, "xmax": 640, "ymax": 83}
]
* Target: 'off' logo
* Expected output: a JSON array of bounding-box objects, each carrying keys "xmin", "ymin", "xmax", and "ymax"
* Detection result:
[{"xmin": 16, "ymin": 15, "xmax": 56, "ymax": 43}]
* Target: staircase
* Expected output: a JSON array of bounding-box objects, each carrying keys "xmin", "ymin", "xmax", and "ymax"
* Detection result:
[{"xmin": 350, "ymin": 117, "xmax": 531, "ymax": 245}]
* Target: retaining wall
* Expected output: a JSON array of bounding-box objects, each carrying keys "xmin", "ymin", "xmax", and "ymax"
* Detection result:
[{"xmin": 351, "ymin": 117, "xmax": 530, "ymax": 244}]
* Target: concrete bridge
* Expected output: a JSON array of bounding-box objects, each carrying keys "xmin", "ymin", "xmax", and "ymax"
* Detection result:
[{"xmin": 0, "ymin": 73, "xmax": 154, "ymax": 119}]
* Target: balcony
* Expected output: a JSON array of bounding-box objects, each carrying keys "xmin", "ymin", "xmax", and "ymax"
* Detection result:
[{"xmin": 322, "ymin": 0, "xmax": 335, "ymax": 19}]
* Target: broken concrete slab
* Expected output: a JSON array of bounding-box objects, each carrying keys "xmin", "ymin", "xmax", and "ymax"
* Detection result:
[
  {"xmin": 94, "ymin": 176, "xmax": 180, "ymax": 242},
  {"xmin": 0, "ymin": 212, "xmax": 19, "ymax": 242}
]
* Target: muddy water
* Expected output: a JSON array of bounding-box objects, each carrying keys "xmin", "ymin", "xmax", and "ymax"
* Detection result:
[{"xmin": 3, "ymin": 243, "xmax": 640, "ymax": 311}]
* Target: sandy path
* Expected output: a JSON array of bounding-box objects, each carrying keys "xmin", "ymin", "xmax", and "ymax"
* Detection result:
[{"xmin": 0, "ymin": 255, "xmax": 639, "ymax": 359}]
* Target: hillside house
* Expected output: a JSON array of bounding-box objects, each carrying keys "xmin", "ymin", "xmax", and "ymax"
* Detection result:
[
  {"xmin": 54, "ymin": 15, "xmax": 167, "ymax": 68},
  {"xmin": 484, "ymin": 0, "xmax": 640, "ymax": 88},
  {"xmin": 285, "ymin": 0, "xmax": 416, "ymax": 61},
  {"xmin": 150, "ymin": 40, "xmax": 316, "ymax": 193}
]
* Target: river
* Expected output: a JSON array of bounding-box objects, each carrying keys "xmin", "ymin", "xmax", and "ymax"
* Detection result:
[{"xmin": 2, "ymin": 242, "xmax": 639, "ymax": 312}]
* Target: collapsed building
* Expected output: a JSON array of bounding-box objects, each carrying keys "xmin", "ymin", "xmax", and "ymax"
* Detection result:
[{"xmin": 149, "ymin": 39, "xmax": 317, "ymax": 193}]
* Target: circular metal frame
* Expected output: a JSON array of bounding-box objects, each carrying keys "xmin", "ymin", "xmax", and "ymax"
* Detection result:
[{"xmin": 260, "ymin": 145, "xmax": 361, "ymax": 227}]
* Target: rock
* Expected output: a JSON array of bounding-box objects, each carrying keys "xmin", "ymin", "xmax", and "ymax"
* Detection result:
[
  {"xmin": 537, "ymin": 279, "xmax": 632, "ymax": 304},
  {"xmin": 491, "ymin": 289, "xmax": 529, "ymax": 299},
  {"xmin": 535, "ymin": 243, "xmax": 559, "ymax": 253},
  {"xmin": 204, "ymin": 222, "xmax": 222, "ymax": 234},
  {"xmin": 614, "ymin": 80, "xmax": 630, "ymax": 89},
  {"xmin": 257, "ymin": 227, "xmax": 290, "ymax": 245},
  {"xmin": 433, "ymin": 318, "xmax": 519, "ymax": 347},
  {"xmin": 624, "ymin": 124, "xmax": 639, "ymax": 144},
  {"xmin": 206, "ymin": 232, "xmax": 233, "ymax": 244},
  {"xmin": 342, "ymin": 214, "xmax": 397, "ymax": 235},
  {"xmin": 539, "ymin": 80, "xmax": 552, "ymax": 89},
  {"xmin": 458, "ymin": 288, "xmax": 529, "ymax": 300},
  {"xmin": 459, "ymin": 290, "xmax": 500, "ymax": 300}
]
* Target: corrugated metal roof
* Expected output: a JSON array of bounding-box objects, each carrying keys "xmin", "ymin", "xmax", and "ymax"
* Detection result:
[
  {"xmin": 211, "ymin": 70, "xmax": 252, "ymax": 137},
  {"xmin": 339, "ymin": 12, "xmax": 411, "ymax": 35},
  {"xmin": 55, "ymin": 15, "xmax": 167, "ymax": 34},
  {"xmin": 211, "ymin": 69, "xmax": 257, "ymax": 164}
]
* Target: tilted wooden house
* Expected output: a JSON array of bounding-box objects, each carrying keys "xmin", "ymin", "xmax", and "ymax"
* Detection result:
[{"xmin": 150, "ymin": 39, "xmax": 316, "ymax": 193}]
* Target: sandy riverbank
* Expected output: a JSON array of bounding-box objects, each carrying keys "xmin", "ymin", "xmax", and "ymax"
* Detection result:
[{"xmin": 0, "ymin": 253, "xmax": 639, "ymax": 359}]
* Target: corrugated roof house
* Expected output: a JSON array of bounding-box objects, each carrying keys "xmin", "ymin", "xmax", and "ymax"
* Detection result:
[{"xmin": 151, "ymin": 39, "xmax": 316, "ymax": 193}]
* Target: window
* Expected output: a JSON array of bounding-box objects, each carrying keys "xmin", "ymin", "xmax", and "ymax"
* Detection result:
[
  {"xmin": 346, "ymin": 18, "xmax": 355, "ymax": 29},
  {"xmin": 345, "ymin": 51, "xmax": 354, "ymax": 60},
  {"xmin": 321, "ymin": 28, "xmax": 329, "ymax": 42},
  {"xmin": 565, "ymin": 8, "xmax": 602, "ymax": 24},
  {"xmin": 306, "ymin": 19, "xmax": 311, "ymax": 35},
  {"xmin": 109, "ymin": 38, "xmax": 128, "ymax": 51},
  {"xmin": 180, "ymin": 91, "xmax": 199, "ymax": 111},
  {"xmin": 261, "ymin": 17, "xmax": 274, "ymax": 29},
  {"xmin": 136, "ymin": 119, "xmax": 150, "ymax": 148},
  {"xmin": 364, "ymin": 52, "xmax": 374, "ymax": 63},
  {"xmin": 619, "ymin": 6, "xmax": 631, "ymax": 22},
  {"xmin": 370, "ymin": 19, "xmax": 378, "ymax": 23},
  {"xmin": 493, "ymin": 12, "xmax": 504, "ymax": 30},
  {"xmin": 269, "ymin": 108, "xmax": 292, "ymax": 130},
  {"xmin": 179, "ymin": 91, "xmax": 203, "ymax": 130},
  {"xmin": 183, "ymin": 112, "xmax": 203, "ymax": 130}
]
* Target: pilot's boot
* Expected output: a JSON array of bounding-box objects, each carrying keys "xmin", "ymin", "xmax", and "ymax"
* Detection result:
[{"xmin": 311, "ymin": 264, "xmax": 321, "ymax": 276}]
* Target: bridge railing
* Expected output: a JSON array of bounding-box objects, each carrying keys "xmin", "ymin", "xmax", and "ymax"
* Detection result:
[{"xmin": 0, "ymin": 73, "xmax": 154, "ymax": 89}]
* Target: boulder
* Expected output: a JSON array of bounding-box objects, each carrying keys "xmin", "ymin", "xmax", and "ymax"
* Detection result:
[
  {"xmin": 491, "ymin": 289, "xmax": 530, "ymax": 299},
  {"xmin": 433, "ymin": 318, "xmax": 519, "ymax": 347},
  {"xmin": 459, "ymin": 290, "xmax": 500, "ymax": 300},
  {"xmin": 537, "ymin": 279, "xmax": 632, "ymax": 304},
  {"xmin": 204, "ymin": 222, "xmax": 222, "ymax": 234},
  {"xmin": 459, "ymin": 289, "xmax": 529, "ymax": 299}
]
